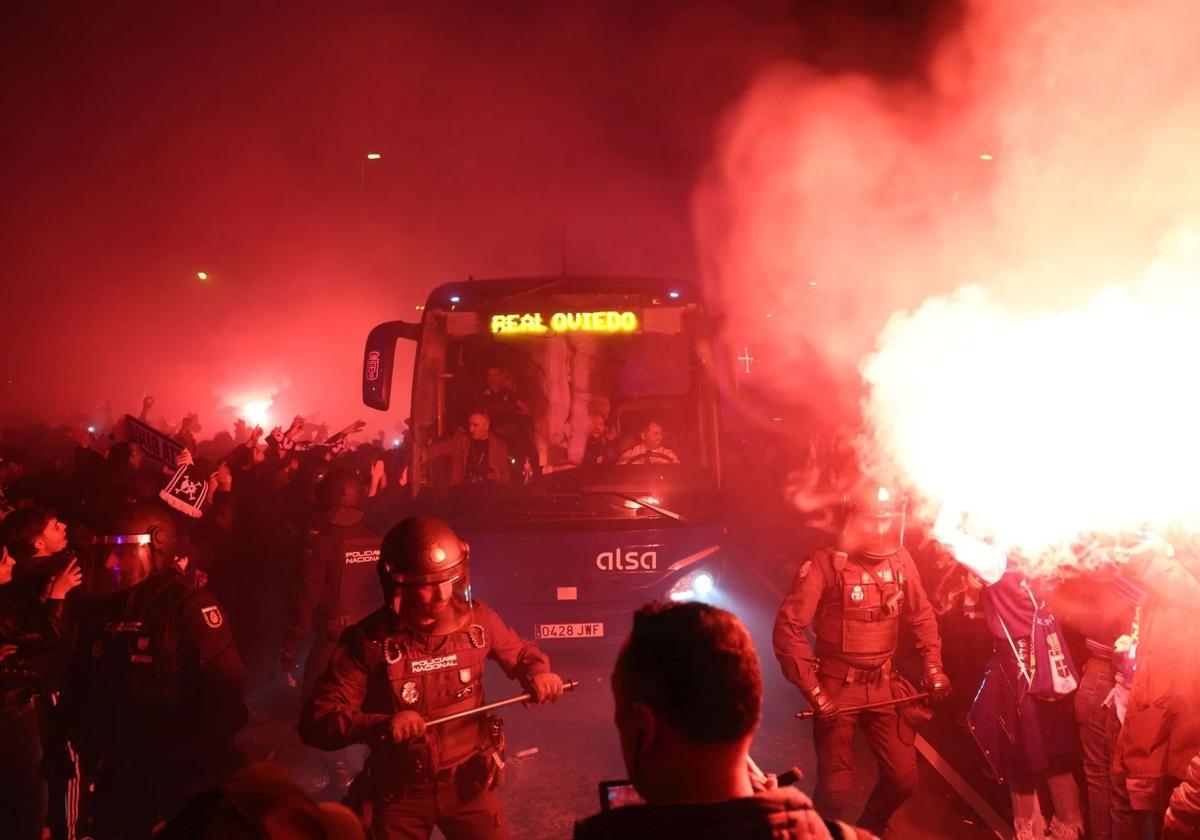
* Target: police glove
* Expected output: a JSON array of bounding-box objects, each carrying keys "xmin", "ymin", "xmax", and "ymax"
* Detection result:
[
  {"xmin": 525, "ymin": 672, "xmax": 565, "ymax": 705},
  {"xmin": 387, "ymin": 711, "xmax": 427, "ymax": 743},
  {"xmin": 925, "ymin": 668, "xmax": 953, "ymax": 701},
  {"xmin": 805, "ymin": 685, "xmax": 839, "ymax": 718}
]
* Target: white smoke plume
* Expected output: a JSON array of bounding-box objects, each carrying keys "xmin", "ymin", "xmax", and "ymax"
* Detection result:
[{"xmin": 695, "ymin": 0, "xmax": 1200, "ymax": 569}]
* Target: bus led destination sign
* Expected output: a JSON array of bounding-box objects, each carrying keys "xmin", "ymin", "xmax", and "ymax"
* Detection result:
[{"xmin": 490, "ymin": 311, "xmax": 638, "ymax": 335}]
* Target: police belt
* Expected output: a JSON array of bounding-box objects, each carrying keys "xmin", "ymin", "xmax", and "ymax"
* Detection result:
[
  {"xmin": 827, "ymin": 605, "xmax": 894, "ymax": 622},
  {"xmin": 818, "ymin": 658, "xmax": 893, "ymax": 684}
]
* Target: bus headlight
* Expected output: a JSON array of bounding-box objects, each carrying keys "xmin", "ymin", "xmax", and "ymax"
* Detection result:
[{"xmin": 668, "ymin": 570, "xmax": 716, "ymax": 602}]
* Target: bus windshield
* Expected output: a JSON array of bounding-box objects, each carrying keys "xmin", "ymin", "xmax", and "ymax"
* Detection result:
[{"xmin": 410, "ymin": 292, "xmax": 719, "ymax": 514}]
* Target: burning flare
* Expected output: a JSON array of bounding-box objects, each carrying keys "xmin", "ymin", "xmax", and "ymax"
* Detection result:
[{"xmin": 862, "ymin": 226, "xmax": 1200, "ymax": 574}]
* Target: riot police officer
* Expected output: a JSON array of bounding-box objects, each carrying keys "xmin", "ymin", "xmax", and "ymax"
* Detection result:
[
  {"xmin": 280, "ymin": 469, "xmax": 382, "ymax": 794},
  {"xmin": 300, "ymin": 516, "xmax": 564, "ymax": 839},
  {"xmin": 281, "ymin": 469, "xmax": 383, "ymax": 701},
  {"xmin": 773, "ymin": 483, "xmax": 950, "ymax": 834},
  {"xmin": 62, "ymin": 502, "xmax": 248, "ymax": 839}
]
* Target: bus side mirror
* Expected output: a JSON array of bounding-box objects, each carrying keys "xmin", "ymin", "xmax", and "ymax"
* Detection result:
[{"xmin": 363, "ymin": 320, "xmax": 421, "ymax": 411}]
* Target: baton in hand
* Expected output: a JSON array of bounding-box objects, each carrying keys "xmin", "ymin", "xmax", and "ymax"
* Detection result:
[
  {"xmin": 794, "ymin": 691, "xmax": 930, "ymax": 720},
  {"xmin": 426, "ymin": 679, "xmax": 580, "ymax": 727}
]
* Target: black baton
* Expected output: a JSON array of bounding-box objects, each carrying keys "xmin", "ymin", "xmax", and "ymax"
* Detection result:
[
  {"xmin": 795, "ymin": 691, "xmax": 930, "ymax": 720},
  {"xmin": 426, "ymin": 679, "xmax": 580, "ymax": 727}
]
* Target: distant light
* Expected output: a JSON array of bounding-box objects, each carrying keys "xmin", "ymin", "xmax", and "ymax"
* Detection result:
[
  {"xmin": 393, "ymin": 438, "xmax": 401, "ymax": 447},
  {"xmin": 877, "ymin": 487, "xmax": 891, "ymax": 503},
  {"xmin": 449, "ymin": 295, "xmax": 461, "ymax": 303},
  {"xmin": 87, "ymin": 425, "xmax": 96, "ymax": 434},
  {"xmin": 241, "ymin": 400, "xmax": 272, "ymax": 428},
  {"xmin": 979, "ymin": 153, "xmax": 993, "ymax": 161},
  {"xmin": 668, "ymin": 291, "xmax": 680, "ymax": 299},
  {"xmin": 765, "ymin": 313, "xmax": 773, "ymax": 319},
  {"xmin": 809, "ymin": 281, "xmax": 818, "ymax": 287},
  {"xmin": 366, "ymin": 153, "xmax": 382, "ymax": 160},
  {"xmin": 196, "ymin": 271, "xmax": 209, "ymax": 281},
  {"xmin": 693, "ymin": 573, "xmax": 715, "ymax": 597}
]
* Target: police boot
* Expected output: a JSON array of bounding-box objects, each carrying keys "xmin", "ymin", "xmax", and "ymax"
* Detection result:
[
  {"xmin": 322, "ymin": 759, "xmax": 354, "ymax": 798},
  {"xmin": 1046, "ymin": 816, "xmax": 1083, "ymax": 840},
  {"xmin": 1013, "ymin": 818, "xmax": 1043, "ymax": 840}
]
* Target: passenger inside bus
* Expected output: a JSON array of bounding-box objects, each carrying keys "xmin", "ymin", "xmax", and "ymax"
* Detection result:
[
  {"xmin": 425, "ymin": 410, "xmax": 511, "ymax": 485},
  {"xmin": 476, "ymin": 366, "xmax": 529, "ymax": 418},
  {"xmin": 582, "ymin": 412, "xmax": 619, "ymax": 466},
  {"xmin": 616, "ymin": 420, "xmax": 681, "ymax": 465},
  {"xmin": 473, "ymin": 366, "xmax": 537, "ymax": 478}
]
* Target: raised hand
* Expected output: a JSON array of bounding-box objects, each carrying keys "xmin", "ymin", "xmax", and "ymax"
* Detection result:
[{"xmin": 47, "ymin": 557, "xmax": 83, "ymax": 600}]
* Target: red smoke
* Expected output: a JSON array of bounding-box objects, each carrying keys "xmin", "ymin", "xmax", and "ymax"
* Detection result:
[{"xmin": 695, "ymin": 0, "xmax": 1200, "ymax": 567}]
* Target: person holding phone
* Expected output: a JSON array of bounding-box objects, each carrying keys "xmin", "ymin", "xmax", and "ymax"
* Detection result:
[{"xmin": 574, "ymin": 601, "xmax": 874, "ymax": 840}]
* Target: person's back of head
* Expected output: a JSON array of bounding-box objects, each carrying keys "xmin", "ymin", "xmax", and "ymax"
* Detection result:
[
  {"xmin": 158, "ymin": 763, "xmax": 365, "ymax": 840},
  {"xmin": 612, "ymin": 601, "xmax": 762, "ymax": 805}
]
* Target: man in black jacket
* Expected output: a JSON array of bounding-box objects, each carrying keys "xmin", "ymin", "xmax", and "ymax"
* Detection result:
[
  {"xmin": 574, "ymin": 601, "xmax": 873, "ymax": 840},
  {"xmin": 0, "ymin": 543, "xmax": 81, "ymax": 840}
]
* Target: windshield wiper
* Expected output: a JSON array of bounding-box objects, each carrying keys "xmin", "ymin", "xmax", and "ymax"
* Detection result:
[{"xmin": 584, "ymin": 491, "xmax": 688, "ymax": 523}]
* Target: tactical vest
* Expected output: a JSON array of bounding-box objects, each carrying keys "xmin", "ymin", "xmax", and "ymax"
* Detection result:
[
  {"xmin": 814, "ymin": 551, "xmax": 906, "ymax": 657},
  {"xmin": 86, "ymin": 572, "xmax": 193, "ymax": 732},
  {"xmin": 364, "ymin": 614, "xmax": 489, "ymax": 771},
  {"xmin": 323, "ymin": 527, "xmax": 383, "ymax": 637}
]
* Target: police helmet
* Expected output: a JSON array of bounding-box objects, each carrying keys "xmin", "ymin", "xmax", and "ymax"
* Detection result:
[
  {"xmin": 841, "ymin": 482, "xmax": 907, "ymax": 560},
  {"xmin": 92, "ymin": 502, "xmax": 179, "ymax": 593},
  {"xmin": 377, "ymin": 517, "xmax": 472, "ymax": 611},
  {"xmin": 316, "ymin": 469, "xmax": 365, "ymax": 526}
]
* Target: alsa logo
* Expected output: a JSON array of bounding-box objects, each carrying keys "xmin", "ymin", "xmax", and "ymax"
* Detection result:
[
  {"xmin": 345, "ymin": 550, "xmax": 381, "ymax": 565},
  {"xmin": 365, "ymin": 350, "xmax": 382, "ymax": 381},
  {"xmin": 596, "ymin": 547, "xmax": 658, "ymax": 572}
]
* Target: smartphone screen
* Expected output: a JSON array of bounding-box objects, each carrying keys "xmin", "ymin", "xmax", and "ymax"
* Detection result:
[{"xmin": 598, "ymin": 780, "xmax": 645, "ymax": 811}]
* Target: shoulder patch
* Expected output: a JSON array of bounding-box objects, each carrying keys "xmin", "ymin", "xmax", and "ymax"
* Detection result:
[
  {"xmin": 200, "ymin": 605, "xmax": 224, "ymax": 629},
  {"xmin": 798, "ymin": 559, "xmax": 813, "ymax": 579}
]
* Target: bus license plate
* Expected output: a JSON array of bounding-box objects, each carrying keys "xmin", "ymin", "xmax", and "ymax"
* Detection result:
[{"xmin": 535, "ymin": 622, "xmax": 604, "ymax": 639}]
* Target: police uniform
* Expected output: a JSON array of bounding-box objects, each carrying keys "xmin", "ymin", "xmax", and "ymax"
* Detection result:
[
  {"xmin": 300, "ymin": 599, "xmax": 550, "ymax": 840},
  {"xmin": 64, "ymin": 568, "xmax": 247, "ymax": 839},
  {"xmin": 773, "ymin": 545, "xmax": 944, "ymax": 831},
  {"xmin": 283, "ymin": 521, "xmax": 383, "ymax": 700}
]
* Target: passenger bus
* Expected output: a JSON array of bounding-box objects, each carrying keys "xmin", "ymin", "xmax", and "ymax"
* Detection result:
[{"xmin": 362, "ymin": 276, "xmax": 725, "ymax": 644}]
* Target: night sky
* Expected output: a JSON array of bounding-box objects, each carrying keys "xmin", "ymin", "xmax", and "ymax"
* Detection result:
[{"xmin": 1, "ymin": 1, "xmax": 957, "ymax": 434}]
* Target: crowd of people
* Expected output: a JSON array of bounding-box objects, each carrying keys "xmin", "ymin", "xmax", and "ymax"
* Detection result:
[{"xmin": 1, "ymin": 400, "xmax": 1199, "ymax": 840}]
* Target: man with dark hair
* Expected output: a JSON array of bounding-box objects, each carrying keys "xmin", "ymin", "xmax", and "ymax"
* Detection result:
[
  {"xmin": 617, "ymin": 421, "xmax": 680, "ymax": 465},
  {"xmin": 2, "ymin": 506, "xmax": 72, "ymax": 596},
  {"xmin": 574, "ymin": 601, "xmax": 871, "ymax": 840}
]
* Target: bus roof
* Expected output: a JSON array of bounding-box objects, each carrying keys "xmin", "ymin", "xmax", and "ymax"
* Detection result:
[{"xmin": 422, "ymin": 275, "xmax": 699, "ymax": 309}]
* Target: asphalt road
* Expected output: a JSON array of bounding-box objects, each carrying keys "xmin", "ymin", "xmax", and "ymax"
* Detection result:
[{"xmin": 248, "ymin": 537, "xmax": 1010, "ymax": 839}]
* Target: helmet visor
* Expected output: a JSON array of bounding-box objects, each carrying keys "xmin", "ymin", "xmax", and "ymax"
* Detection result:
[
  {"xmin": 391, "ymin": 565, "xmax": 473, "ymax": 629},
  {"xmin": 92, "ymin": 534, "xmax": 155, "ymax": 593},
  {"xmin": 843, "ymin": 509, "xmax": 906, "ymax": 558}
]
